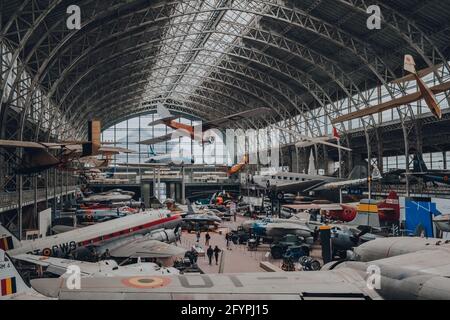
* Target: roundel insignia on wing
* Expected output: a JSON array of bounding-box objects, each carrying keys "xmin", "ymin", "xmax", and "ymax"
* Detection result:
[
  {"xmin": 122, "ymin": 276, "xmax": 171, "ymax": 289},
  {"xmin": 42, "ymin": 248, "xmax": 52, "ymax": 256}
]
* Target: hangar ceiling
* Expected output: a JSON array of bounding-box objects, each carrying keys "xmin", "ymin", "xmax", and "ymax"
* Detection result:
[{"xmin": 1, "ymin": 0, "xmax": 450, "ymax": 143}]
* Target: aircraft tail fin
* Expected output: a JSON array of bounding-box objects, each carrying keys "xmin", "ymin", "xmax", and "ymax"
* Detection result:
[
  {"xmin": 186, "ymin": 199, "xmax": 195, "ymax": 215},
  {"xmin": 404, "ymin": 54, "xmax": 416, "ymax": 74},
  {"xmin": 347, "ymin": 164, "xmax": 368, "ymax": 180},
  {"xmin": 82, "ymin": 120, "xmax": 101, "ymax": 157},
  {"xmin": 0, "ymin": 224, "xmax": 22, "ymax": 251},
  {"xmin": 0, "ymin": 249, "xmax": 32, "ymax": 299},
  {"xmin": 371, "ymin": 165, "xmax": 382, "ymax": 180},
  {"xmin": 349, "ymin": 200, "xmax": 380, "ymax": 229},
  {"xmin": 148, "ymin": 104, "xmax": 177, "ymax": 126},
  {"xmin": 307, "ymin": 149, "xmax": 317, "ymax": 175},
  {"xmin": 413, "ymin": 153, "xmax": 428, "ymax": 173}
]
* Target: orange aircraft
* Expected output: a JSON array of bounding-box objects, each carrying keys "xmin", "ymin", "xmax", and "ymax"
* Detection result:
[
  {"xmin": 138, "ymin": 104, "xmax": 271, "ymax": 146},
  {"xmin": 227, "ymin": 154, "xmax": 249, "ymax": 176},
  {"xmin": 332, "ymin": 55, "xmax": 449, "ymax": 124}
]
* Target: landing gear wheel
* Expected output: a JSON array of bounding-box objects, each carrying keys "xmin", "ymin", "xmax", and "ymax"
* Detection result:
[
  {"xmin": 271, "ymin": 246, "xmax": 283, "ymax": 259},
  {"xmin": 310, "ymin": 260, "xmax": 321, "ymax": 271},
  {"xmin": 276, "ymin": 191, "xmax": 284, "ymax": 201}
]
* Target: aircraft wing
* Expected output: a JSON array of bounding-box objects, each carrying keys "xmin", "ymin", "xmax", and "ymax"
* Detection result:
[
  {"xmin": 98, "ymin": 146, "xmax": 134, "ymax": 154},
  {"xmin": 138, "ymin": 133, "xmax": 177, "ymax": 145},
  {"xmin": 200, "ymin": 107, "xmax": 272, "ymax": 131},
  {"xmin": 332, "ymin": 79, "xmax": 450, "ymax": 124},
  {"xmin": 271, "ymin": 179, "xmax": 327, "ymax": 192},
  {"xmin": 30, "ymin": 268, "xmax": 379, "ymax": 300},
  {"xmin": 284, "ymin": 204, "xmax": 344, "ymax": 211},
  {"xmin": 370, "ymin": 248, "xmax": 450, "ymax": 278},
  {"xmin": 109, "ymin": 239, "xmax": 186, "ymax": 259},
  {"xmin": 0, "ymin": 140, "xmax": 47, "ymax": 149},
  {"xmin": 332, "ymin": 92, "xmax": 423, "ymax": 124},
  {"xmin": 12, "ymin": 254, "xmax": 99, "ymax": 276}
]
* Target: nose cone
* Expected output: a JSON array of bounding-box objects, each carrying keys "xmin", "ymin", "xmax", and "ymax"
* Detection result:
[{"xmin": 31, "ymin": 278, "xmax": 61, "ymax": 298}]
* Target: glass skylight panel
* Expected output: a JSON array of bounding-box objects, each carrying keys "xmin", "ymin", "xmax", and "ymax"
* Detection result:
[{"xmin": 141, "ymin": 0, "xmax": 264, "ymax": 105}]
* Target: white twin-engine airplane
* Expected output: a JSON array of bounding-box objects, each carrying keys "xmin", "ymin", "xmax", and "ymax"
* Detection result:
[{"xmin": 0, "ymin": 210, "xmax": 185, "ymax": 260}]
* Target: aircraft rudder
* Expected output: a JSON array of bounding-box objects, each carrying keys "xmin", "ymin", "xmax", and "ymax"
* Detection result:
[
  {"xmin": 404, "ymin": 54, "xmax": 416, "ymax": 74},
  {"xmin": 0, "ymin": 224, "xmax": 22, "ymax": 251},
  {"xmin": 0, "ymin": 250, "xmax": 31, "ymax": 299}
]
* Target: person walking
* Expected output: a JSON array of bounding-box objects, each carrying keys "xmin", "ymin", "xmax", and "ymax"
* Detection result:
[
  {"xmin": 205, "ymin": 232, "xmax": 211, "ymax": 246},
  {"xmin": 213, "ymin": 246, "xmax": 221, "ymax": 265},
  {"xmin": 206, "ymin": 245, "xmax": 214, "ymax": 265},
  {"xmin": 196, "ymin": 230, "xmax": 201, "ymax": 243},
  {"xmin": 225, "ymin": 233, "xmax": 231, "ymax": 249}
]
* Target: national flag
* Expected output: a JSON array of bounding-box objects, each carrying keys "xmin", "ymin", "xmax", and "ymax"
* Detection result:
[
  {"xmin": 1, "ymin": 277, "xmax": 17, "ymax": 296},
  {"xmin": 0, "ymin": 236, "xmax": 13, "ymax": 250},
  {"xmin": 332, "ymin": 127, "xmax": 340, "ymax": 140}
]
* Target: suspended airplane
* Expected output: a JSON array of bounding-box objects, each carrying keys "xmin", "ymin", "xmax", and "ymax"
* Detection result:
[
  {"xmin": 332, "ymin": 55, "xmax": 450, "ymax": 124},
  {"xmin": 145, "ymin": 145, "xmax": 194, "ymax": 165},
  {"xmin": 0, "ymin": 211, "xmax": 184, "ymax": 260},
  {"xmin": 0, "ymin": 120, "xmax": 133, "ymax": 175},
  {"xmin": 227, "ymin": 154, "xmax": 249, "ymax": 176},
  {"xmin": 138, "ymin": 104, "xmax": 272, "ymax": 145},
  {"xmin": 28, "ymin": 237, "xmax": 450, "ymax": 300},
  {"xmin": 272, "ymin": 125, "xmax": 352, "ymax": 151}
]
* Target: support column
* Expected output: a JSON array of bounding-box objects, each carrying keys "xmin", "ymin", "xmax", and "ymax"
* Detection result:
[
  {"xmin": 152, "ymin": 168, "xmax": 156, "ymax": 197},
  {"xmin": 157, "ymin": 168, "xmax": 161, "ymax": 201},
  {"xmin": 181, "ymin": 166, "xmax": 186, "ymax": 205},
  {"xmin": 377, "ymin": 130, "xmax": 384, "ymax": 173},
  {"xmin": 17, "ymin": 175, "xmax": 22, "ymax": 240},
  {"xmin": 444, "ymin": 151, "xmax": 447, "ymax": 170},
  {"xmin": 33, "ymin": 175, "xmax": 37, "ymax": 225}
]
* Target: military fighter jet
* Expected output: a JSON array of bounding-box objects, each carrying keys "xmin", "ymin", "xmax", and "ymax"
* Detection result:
[
  {"xmin": 241, "ymin": 217, "xmax": 314, "ymax": 240},
  {"xmin": 180, "ymin": 202, "xmax": 222, "ymax": 232}
]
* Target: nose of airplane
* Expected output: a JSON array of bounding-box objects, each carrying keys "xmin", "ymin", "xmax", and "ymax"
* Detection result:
[{"xmin": 31, "ymin": 278, "xmax": 61, "ymax": 298}]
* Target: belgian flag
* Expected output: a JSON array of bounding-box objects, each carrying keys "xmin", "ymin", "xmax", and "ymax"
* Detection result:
[
  {"xmin": 1, "ymin": 277, "xmax": 17, "ymax": 296},
  {"xmin": 0, "ymin": 236, "xmax": 14, "ymax": 250}
]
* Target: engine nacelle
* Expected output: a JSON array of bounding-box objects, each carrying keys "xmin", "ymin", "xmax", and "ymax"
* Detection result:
[{"xmin": 148, "ymin": 228, "xmax": 177, "ymax": 243}]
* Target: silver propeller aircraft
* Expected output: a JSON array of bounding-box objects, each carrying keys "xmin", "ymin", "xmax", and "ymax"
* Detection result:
[
  {"xmin": 25, "ymin": 236, "xmax": 450, "ymax": 300},
  {"xmin": 0, "ymin": 210, "xmax": 185, "ymax": 260}
]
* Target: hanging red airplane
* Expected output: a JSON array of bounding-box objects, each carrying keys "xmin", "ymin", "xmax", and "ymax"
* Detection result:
[{"xmin": 138, "ymin": 104, "xmax": 272, "ymax": 145}]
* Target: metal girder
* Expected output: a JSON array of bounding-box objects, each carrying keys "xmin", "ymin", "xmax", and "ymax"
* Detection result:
[
  {"xmin": 6, "ymin": 1, "xmax": 384, "ymax": 139},
  {"xmin": 1, "ymin": 0, "xmax": 449, "ymax": 179}
]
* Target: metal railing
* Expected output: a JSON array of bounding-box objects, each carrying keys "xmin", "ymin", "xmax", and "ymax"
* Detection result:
[{"xmin": 0, "ymin": 185, "xmax": 78, "ymax": 210}]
